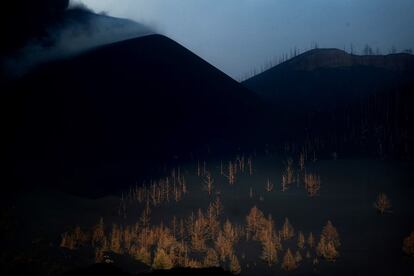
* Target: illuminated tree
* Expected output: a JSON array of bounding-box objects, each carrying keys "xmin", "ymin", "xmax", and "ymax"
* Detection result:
[
  {"xmin": 206, "ymin": 203, "xmax": 220, "ymax": 239},
  {"xmin": 60, "ymin": 232, "xmax": 76, "ymax": 250},
  {"xmin": 322, "ymin": 220, "xmax": 340, "ymax": 248},
  {"xmin": 281, "ymin": 249, "xmax": 297, "ymax": 271},
  {"xmin": 323, "ymin": 241, "xmax": 338, "ymax": 261},
  {"xmin": 110, "ymin": 224, "xmax": 122, "ymax": 254},
  {"xmin": 316, "ymin": 236, "xmax": 338, "ymax": 261},
  {"xmin": 265, "ymin": 178, "xmax": 274, "ymax": 192},
  {"xmin": 223, "ymin": 219, "xmax": 238, "ymax": 244},
  {"xmin": 297, "ymin": 231, "xmax": 305, "ymax": 249},
  {"xmin": 186, "ymin": 259, "xmax": 202, "ymax": 268},
  {"xmin": 223, "ymin": 161, "xmax": 236, "ymax": 185},
  {"xmin": 316, "ymin": 235, "xmax": 327, "ymax": 257},
  {"xmin": 229, "ymin": 254, "xmax": 241, "ymax": 275},
  {"xmin": 307, "ymin": 232, "xmax": 315, "ymax": 248},
  {"xmin": 299, "ymin": 152, "xmax": 305, "ymax": 171},
  {"xmin": 403, "ymin": 231, "xmax": 414, "ymax": 257},
  {"xmin": 261, "ymin": 238, "xmax": 278, "ymax": 266},
  {"xmin": 203, "ymin": 171, "xmax": 215, "ymax": 196},
  {"xmin": 374, "ymin": 193, "xmax": 392, "ymax": 214},
  {"xmin": 304, "ymin": 172, "xmax": 320, "ymax": 197},
  {"xmin": 295, "ymin": 250, "xmax": 303, "ymax": 263},
  {"xmin": 215, "ymin": 231, "xmax": 233, "ymax": 262},
  {"xmin": 95, "ymin": 247, "xmax": 105, "ymax": 263},
  {"xmin": 246, "ymin": 206, "xmax": 265, "ymax": 240},
  {"xmin": 92, "ymin": 218, "xmax": 105, "ymax": 247},
  {"xmin": 283, "ymin": 159, "xmax": 295, "ymax": 185},
  {"xmin": 153, "ymin": 248, "xmax": 174, "ymax": 270},
  {"xmin": 188, "ymin": 210, "xmax": 208, "ymax": 251},
  {"xmin": 204, "ymin": 248, "xmax": 220, "ymax": 267},
  {"xmin": 280, "ymin": 218, "xmax": 295, "ymax": 240},
  {"xmin": 134, "ymin": 246, "xmax": 151, "ymax": 266}
]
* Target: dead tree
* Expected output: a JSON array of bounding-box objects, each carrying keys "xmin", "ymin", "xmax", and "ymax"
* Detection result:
[
  {"xmin": 265, "ymin": 178, "xmax": 274, "ymax": 192},
  {"xmin": 304, "ymin": 172, "xmax": 321, "ymax": 197},
  {"xmin": 203, "ymin": 171, "xmax": 215, "ymax": 196}
]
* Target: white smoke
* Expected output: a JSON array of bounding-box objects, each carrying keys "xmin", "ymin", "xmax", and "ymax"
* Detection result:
[{"xmin": 2, "ymin": 6, "xmax": 154, "ymax": 79}]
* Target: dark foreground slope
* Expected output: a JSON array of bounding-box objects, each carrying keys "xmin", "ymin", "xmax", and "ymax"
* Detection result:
[
  {"xmin": 243, "ymin": 49, "xmax": 414, "ymax": 158},
  {"xmin": 61, "ymin": 264, "xmax": 232, "ymax": 276},
  {"xmin": 4, "ymin": 34, "xmax": 260, "ymax": 195}
]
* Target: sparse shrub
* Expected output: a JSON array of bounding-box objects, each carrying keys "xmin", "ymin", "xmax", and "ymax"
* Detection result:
[
  {"xmin": 60, "ymin": 232, "xmax": 76, "ymax": 250},
  {"xmin": 95, "ymin": 248, "xmax": 105, "ymax": 263},
  {"xmin": 403, "ymin": 231, "xmax": 414, "ymax": 257},
  {"xmin": 374, "ymin": 193, "xmax": 392, "ymax": 214},
  {"xmin": 186, "ymin": 259, "xmax": 202, "ymax": 268}
]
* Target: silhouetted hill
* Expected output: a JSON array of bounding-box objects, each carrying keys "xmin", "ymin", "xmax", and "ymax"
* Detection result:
[
  {"xmin": 243, "ymin": 49, "xmax": 414, "ymax": 159},
  {"xmin": 243, "ymin": 49, "xmax": 414, "ymax": 110},
  {"xmin": 4, "ymin": 34, "xmax": 260, "ymax": 195}
]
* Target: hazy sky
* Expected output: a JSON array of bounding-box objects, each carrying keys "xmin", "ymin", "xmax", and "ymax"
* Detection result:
[{"xmin": 76, "ymin": 0, "xmax": 414, "ymax": 79}]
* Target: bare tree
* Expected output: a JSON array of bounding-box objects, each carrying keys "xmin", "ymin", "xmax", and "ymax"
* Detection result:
[
  {"xmin": 299, "ymin": 152, "xmax": 305, "ymax": 171},
  {"xmin": 304, "ymin": 172, "xmax": 321, "ymax": 197},
  {"xmin": 203, "ymin": 171, "xmax": 214, "ymax": 196},
  {"xmin": 265, "ymin": 178, "xmax": 274, "ymax": 192},
  {"xmin": 223, "ymin": 161, "xmax": 236, "ymax": 185}
]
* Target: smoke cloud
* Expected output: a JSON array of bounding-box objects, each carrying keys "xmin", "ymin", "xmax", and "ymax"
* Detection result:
[{"xmin": 1, "ymin": 0, "xmax": 154, "ymax": 79}]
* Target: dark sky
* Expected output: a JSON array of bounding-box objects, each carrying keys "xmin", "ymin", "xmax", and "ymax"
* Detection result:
[{"xmin": 77, "ymin": 0, "xmax": 414, "ymax": 79}]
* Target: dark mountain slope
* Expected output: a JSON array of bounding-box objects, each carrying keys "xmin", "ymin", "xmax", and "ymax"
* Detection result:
[
  {"xmin": 243, "ymin": 49, "xmax": 414, "ymax": 158},
  {"xmin": 243, "ymin": 49, "xmax": 414, "ymax": 111},
  {"xmin": 4, "ymin": 34, "xmax": 260, "ymax": 195}
]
